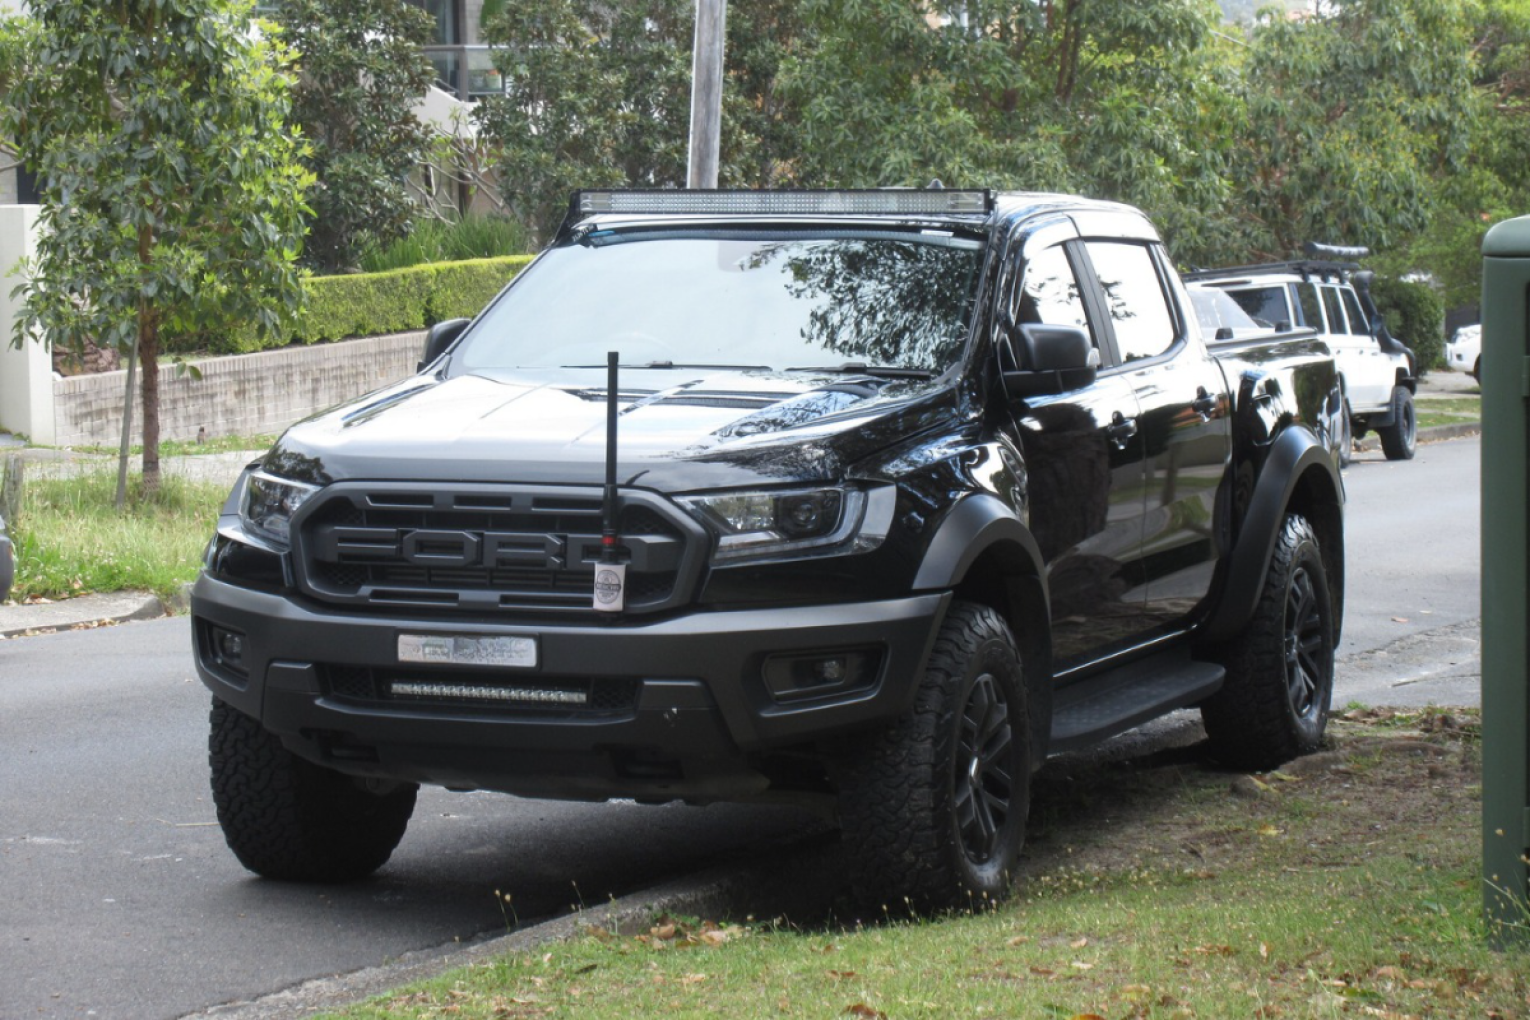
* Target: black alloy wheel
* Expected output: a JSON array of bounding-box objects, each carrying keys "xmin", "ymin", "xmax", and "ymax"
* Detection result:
[{"xmin": 954, "ymin": 671, "xmax": 1017, "ymax": 866}]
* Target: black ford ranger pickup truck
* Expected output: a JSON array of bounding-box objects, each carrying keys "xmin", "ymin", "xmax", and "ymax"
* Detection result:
[{"xmin": 192, "ymin": 189, "xmax": 1345, "ymax": 908}]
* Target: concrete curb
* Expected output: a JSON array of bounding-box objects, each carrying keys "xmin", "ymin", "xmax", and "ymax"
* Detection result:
[
  {"xmin": 182, "ymin": 832, "xmax": 846, "ymax": 1020},
  {"xmin": 0, "ymin": 590, "xmax": 166, "ymax": 639},
  {"xmin": 1355, "ymin": 421, "xmax": 1480, "ymax": 453}
]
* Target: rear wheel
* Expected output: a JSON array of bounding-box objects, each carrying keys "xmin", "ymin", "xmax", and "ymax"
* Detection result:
[
  {"xmin": 1337, "ymin": 398, "xmax": 1353, "ymax": 467},
  {"xmin": 1378, "ymin": 386, "xmax": 1417, "ymax": 461},
  {"xmin": 836, "ymin": 602, "xmax": 1031, "ymax": 911},
  {"xmin": 209, "ymin": 698, "xmax": 417, "ymax": 882},
  {"xmin": 1202, "ymin": 514, "xmax": 1335, "ymax": 771}
]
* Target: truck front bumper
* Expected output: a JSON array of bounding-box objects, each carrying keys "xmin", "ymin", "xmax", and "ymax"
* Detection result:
[{"xmin": 191, "ymin": 575, "xmax": 949, "ymax": 803}]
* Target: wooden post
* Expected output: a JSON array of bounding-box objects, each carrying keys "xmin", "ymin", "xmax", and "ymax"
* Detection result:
[{"xmin": 687, "ymin": 0, "xmax": 727, "ymax": 189}]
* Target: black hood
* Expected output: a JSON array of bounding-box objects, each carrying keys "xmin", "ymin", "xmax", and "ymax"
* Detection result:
[{"xmin": 261, "ymin": 367, "xmax": 960, "ymax": 492}]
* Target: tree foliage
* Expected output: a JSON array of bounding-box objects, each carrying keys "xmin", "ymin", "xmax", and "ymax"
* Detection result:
[
  {"xmin": 2, "ymin": 0, "xmax": 311, "ymax": 493},
  {"xmin": 270, "ymin": 0, "xmax": 436, "ymax": 272}
]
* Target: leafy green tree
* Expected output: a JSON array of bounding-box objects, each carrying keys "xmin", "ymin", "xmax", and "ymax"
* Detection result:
[
  {"xmin": 3, "ymin": 0, "xmax": 312, "ymax": 496},
  {"xmin": 779, "ymin": 0, "xmax": 1246, "ymax": 265},
  {"xmin": 270, "ymin": 0, "xmax": 436, "ymax": 272},
  {"xmin": 475, "ymin": 0, "xmax": 694, "ymax": 242},
  {"xmin": 475, "ymin": 0, "xmax": 808, "ymax": 242},
  {"xmin": 1232, "ymin": 0, "xmax": 1481, "ymax": 260}
]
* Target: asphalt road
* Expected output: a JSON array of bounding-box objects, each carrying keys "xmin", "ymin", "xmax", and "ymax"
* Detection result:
[
  {"xmin": 1332, "ymin": 433, "xmax": 1481, "ymax": 708},
  {"xmin": 0, "ymin": 433, "xmax": 1481, "ymax": 1019},
  {"xmin": 0, "ymin": 624, "xmax": 824, "ymax": 1019}
]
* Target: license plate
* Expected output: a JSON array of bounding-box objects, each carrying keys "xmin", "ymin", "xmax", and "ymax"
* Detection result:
[{"xmin": 397, "ymin": 633, "xmax": 538, "ymax": 669}]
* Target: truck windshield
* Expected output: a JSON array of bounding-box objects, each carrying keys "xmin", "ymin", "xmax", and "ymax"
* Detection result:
[{"xmin": 453, "ymin": 232, "xmax": 984, "ymax": 376}]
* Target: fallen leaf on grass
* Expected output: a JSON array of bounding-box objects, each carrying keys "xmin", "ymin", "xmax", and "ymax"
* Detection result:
[
  {"xmin": 1258, "ymin": 824, "xmax": 1284, "ymax": 837},
  {"xmin": 828, "ymin": 970, "xmax": 858, "ymax": 980},
  {"xmin": 1070, "ymin": 961, "xmax": 1095, "ymax": 971},
  {"xmin": 844, "ymin": 1003, "xmax": 886, "ymax": 1019},
  {"xmin": 1070, "ymin": 937, "xmax": 1090, "ymax": 949}
]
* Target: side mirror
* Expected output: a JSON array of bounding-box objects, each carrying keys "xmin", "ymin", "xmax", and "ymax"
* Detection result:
[
  {"xmin": 1002, "ymin": 323, "xmax": 1099, "ymax": 398},
  {"xmin": 1215, "ymin": 326, "xmax": 1234, "ymax": 341},
  {"xmin": 419, "ymin": 318, "xmax": 471, "ymax": 371},
  {"xmin": 1275, "ymin": 320, "xmax": 1292, "ymax": 333}
]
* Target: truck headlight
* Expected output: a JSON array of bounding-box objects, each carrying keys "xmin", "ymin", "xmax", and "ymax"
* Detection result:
[
  {"xmin": 679, "ymin": 486, "xmax": 895, "ymax": 564},
  {"xmin": 239, "ymin": 471, "xmax": 319, "ymax": 549}
]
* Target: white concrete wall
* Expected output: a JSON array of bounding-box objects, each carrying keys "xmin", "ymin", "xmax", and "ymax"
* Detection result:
[
  {"xmin": 51, "ymin": 331, "xmax": 425, "ymax": 448},
  {"xmin": 0, "ymin": 205, "xmax": 52, "ymax": 444}
]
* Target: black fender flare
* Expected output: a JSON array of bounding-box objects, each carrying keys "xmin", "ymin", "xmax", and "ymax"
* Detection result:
[
  {"xmin": 1200, "ymin": 427, "xmax": 1342, "ymax": 642},
  {"xmin": 911, "ymin": 494, "xmax": 1047, "ymax": 609},
  {"xmin": 911, "ymin": 496, "xmax": 1054, "ymax": 765}
]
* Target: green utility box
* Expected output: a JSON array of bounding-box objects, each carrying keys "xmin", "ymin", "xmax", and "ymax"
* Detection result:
[{"xmin": 1481, "ymin": 215, "xmax": 1530, "ymax": 944}]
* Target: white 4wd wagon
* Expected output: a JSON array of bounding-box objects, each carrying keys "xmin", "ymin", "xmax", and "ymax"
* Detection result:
[{"xmin": 1187, "ymin": 245, "xmax": 1417, "ymax": 463}]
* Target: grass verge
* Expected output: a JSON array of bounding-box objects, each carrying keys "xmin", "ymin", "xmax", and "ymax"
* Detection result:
[
  {"xmin": 1414, "ymin": 394, "xmax": 1481, "ymax": 431},
  {"xmin": 4, "ymin": 468, "xmax": 226, "ymax": 602},
  {"xmin": 320, "ymin": 710, "xmax": 1524, "ymax": 1020}
]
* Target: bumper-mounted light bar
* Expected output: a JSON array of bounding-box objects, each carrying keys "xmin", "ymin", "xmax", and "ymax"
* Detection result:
[{"xmin": 572, "ymin": 188, "xmax": 993, "ymax": 220}]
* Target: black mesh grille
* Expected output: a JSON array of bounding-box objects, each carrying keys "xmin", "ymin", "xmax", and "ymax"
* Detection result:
[
  {"xmin": 293, "ymin": 484, "xmax": 699, "ymax": 617},
  {"xmin": 320, "ymin": 665, "xmax": 641, "ymax": 717}
]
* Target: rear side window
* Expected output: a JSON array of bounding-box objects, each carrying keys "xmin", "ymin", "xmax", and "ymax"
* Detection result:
[
  {"xmin": 1321, "ymin": 287, "xmax": 1347, "ymax": 334},
  {"xmin": 1295, "ymin": 283, "xmax": 1324, "ymax": 331},
  {"xmin": 1226, "ymin": 286, "xmax": 1289, "ymax": 329},
  {"xmin": 1341, "ymin": 288, "xmax": 1371, "ymax": 337},
  {"xmin": 1083, "ymin": 241, "xmax": 1177, "ymax": 362}
]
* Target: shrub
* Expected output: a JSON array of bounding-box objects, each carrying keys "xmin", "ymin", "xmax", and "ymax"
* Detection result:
[
  {"xmin": 1370, "ymin": 276, "xmax": 1445, "ymax": 373},
  {"xmin": 358, "ymin": 217, "xmax": 531, "ymax": 273},
  {"xmin": 182, "ymin": 255, "xmax": 534, "ymax": 355}
]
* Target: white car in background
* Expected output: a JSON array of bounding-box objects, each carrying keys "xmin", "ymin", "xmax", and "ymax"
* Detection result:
[
  {"xmin": 1446, "ymin": 324, "xmax": 1480, "ymax": 381},
  {"xmin": 1186, "ymin": 245, "xmax": 1418, "ymax": 463}
]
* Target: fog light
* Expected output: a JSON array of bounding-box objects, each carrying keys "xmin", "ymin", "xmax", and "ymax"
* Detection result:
[
  {"xmin": 202, "ymin": 623, "xmax": 249, "ymax": 679},
  {"xmin": 762, "ymin": 648, "xmax": 880, "ymax": 703}
]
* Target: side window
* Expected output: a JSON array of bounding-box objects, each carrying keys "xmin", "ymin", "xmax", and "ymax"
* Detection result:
[
  {"xmin": 1341, "ymin": 288, "xmax": 1371, "ymax": 337},
  {"xmin": 1083, "ymin": 240, "xmax": 1177, "ymax": 362},
  {"xmin": 1295, "ymin": 283, "xmax": 1325, "ymax": 331},
  {"xmin": 1321, "ymin": 286, "xmax": 1346, "ymax": 334},
  {"xmin": 1016, "ymin": 243, "xmax": 1094, "ymax": 341},
  {"xmin": 1227, "ymin": 285, "xmax": 1288, "ymax": 328}
]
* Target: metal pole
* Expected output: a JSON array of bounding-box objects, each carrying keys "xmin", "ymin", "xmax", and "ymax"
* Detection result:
[
  {"xmin": 1480, "ymin": 214, "xmax": 1530, "ymax": 946},
  {"xmin": 686, "ymin": 0, "xmax": 726, "ymax": 189}
]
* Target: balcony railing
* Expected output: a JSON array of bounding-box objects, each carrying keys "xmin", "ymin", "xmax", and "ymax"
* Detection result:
[{"xmin": 422, "ymin": 45, "xmax": 505, "ymax": 102}]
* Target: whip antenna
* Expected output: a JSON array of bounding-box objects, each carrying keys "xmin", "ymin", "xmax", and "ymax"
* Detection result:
[{"xmin": 594, "ymin": 351, "xmax": 625, "ymax": 612}]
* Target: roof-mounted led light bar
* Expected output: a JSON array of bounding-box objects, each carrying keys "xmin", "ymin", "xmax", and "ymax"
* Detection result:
[{"xmin": 574, "ymin": 189, "xmax": 993, "ymax": 218}]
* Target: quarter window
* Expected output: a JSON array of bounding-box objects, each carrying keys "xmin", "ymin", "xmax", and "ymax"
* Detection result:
[
  {"xmin": 1321, "ymin": 287, "xmax": 1347, "ymax": 334},
  {"xmin": 1341, "ymin": 288, "xmax": 1371, "ymax": 337}
]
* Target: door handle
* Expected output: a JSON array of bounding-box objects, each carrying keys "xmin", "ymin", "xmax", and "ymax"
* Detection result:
[
  {"xmin": 1107, "ymin": 411, "xmax": 1138, "ymax": 450},
  {"xmin": 1192, "ymin": 387, "xmax": 1219, "ymax": 420}
]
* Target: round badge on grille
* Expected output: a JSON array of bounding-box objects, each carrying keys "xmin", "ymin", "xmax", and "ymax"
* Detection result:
[{"xmin": 593, "ymin": 564, "xmax": 626, "ymax": 612}]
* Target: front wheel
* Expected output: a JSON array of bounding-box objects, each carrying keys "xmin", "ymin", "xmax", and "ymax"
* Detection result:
[
  {"xmin": 209, "ymin": 698, "xmax": 417, "ymax": 882},
  {"xmin": 1378, "ymin": 386, "xmax": 1417, "ymax": 461},
  {"xmin": 1201, "ymin": 514, "xmax": 1335, "ymax": 771},
  {"xmin": 836, "ymin": 602, "xmax": 1031, "ymax": 911}
]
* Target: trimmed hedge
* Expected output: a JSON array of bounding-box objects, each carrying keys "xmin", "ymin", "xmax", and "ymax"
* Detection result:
[
  {"xmin": 189, "ymin": 254, "xmax": 534, "ymax": 355},
  {"xmin": 1370, "ymin": 276, "xmax": 1445, "ymax": 373}
]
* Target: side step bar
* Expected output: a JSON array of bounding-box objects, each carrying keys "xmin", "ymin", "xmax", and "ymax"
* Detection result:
[{"xmin": 1048, "ymin": 655, "xmax": 1225, "ymax": 756}]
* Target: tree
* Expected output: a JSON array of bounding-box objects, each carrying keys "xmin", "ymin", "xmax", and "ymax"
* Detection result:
[
  {"xmin": 475, "ymin": 0, "xmax": 808, "ymax": 242},
  {"xmin": 1232, "ymin": 0, "xmax": 1482, "ymax": 260},
  {"xmin": 3, "ymin": 0, "xmax": 312, "ymax": 497},
  {"xmin": 270, "ymin": 0, "xmax": 436, "ymax": 272},
  {"xmin": 779, "ymin": 0, "xmax": 1246, "ymax": 265}
]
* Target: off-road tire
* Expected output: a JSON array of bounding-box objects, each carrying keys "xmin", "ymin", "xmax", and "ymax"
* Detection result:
[
  {"xmin": 209, "ymin": 698, "xmax": 417, "ymax": 882},
  {"xmin": 1378, "ymin": 386, "xmax": 1417, "ymax": 461},
  {"xmin": 1202, "ymin": 514, "xmax": 1335, "ymax": 771},
  {"xmin": 835, "ymin": 601, "xmax": 1030, "ymax": 912}
]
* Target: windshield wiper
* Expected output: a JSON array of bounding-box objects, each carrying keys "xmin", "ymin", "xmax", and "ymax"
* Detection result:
[{"xmin": 784, "ymin": 362, "xmax": 937, "ymax": 379}]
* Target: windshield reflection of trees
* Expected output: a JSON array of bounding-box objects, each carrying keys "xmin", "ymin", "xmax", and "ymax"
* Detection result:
[{"xmin": 749, "ymin": 240, "xmax": 978, "ymax": 371}]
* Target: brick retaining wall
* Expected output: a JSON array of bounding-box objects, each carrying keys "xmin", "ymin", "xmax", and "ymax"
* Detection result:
[{"xmin": 52, "ymin": 331, "xmax": 425, "ymax": 447}]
